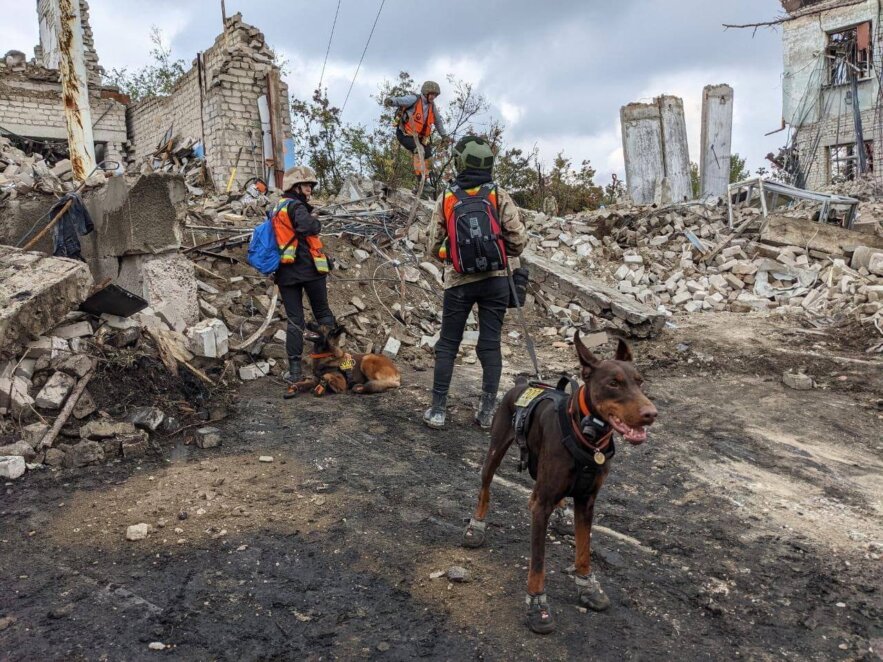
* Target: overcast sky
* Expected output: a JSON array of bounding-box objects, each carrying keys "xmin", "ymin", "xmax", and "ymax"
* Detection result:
[{"xmin": 3, "ymin": 0, "xmax": 789, "ymax": 186}]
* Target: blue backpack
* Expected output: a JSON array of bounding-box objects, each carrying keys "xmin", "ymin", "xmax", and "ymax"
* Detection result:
[{"xmin": 247, "ymin": 205, "xmax": 295, "ymax": 275}]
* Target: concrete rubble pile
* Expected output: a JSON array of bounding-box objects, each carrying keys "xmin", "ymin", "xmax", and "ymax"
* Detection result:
[
  {"xmin": 0, "ymin": 135, "xmax": 109, "ymax": 201},
  {"xmin": 527, "ymin": 192, "xmax": 883, "ymax": 347}
]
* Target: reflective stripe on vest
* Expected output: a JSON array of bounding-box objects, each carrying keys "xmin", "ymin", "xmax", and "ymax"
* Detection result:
[
  {"xmin": 402, "ymin": 96, "xmax": 435, "ymax": 139},
  {"xmin": 271, "ymin": 199, "xmax": 330, "ymax": 273}
]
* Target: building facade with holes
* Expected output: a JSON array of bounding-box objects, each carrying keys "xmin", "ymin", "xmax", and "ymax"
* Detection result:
[{"xmin": 782, "ymin": 0, "xmax": 882, "ymax": 189}]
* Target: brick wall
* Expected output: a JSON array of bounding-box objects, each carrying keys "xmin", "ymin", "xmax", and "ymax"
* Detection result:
[
  {"xmin": 0, "ymin": 69, "xmax": 127, "ymax": 165},
  {"xmin": 127, "ymin": 13, "xmax": 292, "ymax": 190}
]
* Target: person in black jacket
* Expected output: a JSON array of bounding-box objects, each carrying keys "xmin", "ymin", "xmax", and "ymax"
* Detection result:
[{"xmin": 272, "ymin": 166, "xmax": 335, "ymax": 389}]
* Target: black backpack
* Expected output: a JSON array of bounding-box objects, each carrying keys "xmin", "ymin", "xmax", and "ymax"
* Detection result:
[{"xmin": 445, "ymin": 183, "xmax": 508, "ymax": 274}]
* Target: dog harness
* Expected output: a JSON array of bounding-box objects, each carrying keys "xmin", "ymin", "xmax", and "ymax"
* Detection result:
[
  {"xmin": 309, "ymin": 351, "xmax": 357, "ymax": 393},
  {"xmin": 513, "ymin": 377, "xmax": 616, "ymax": 498}
]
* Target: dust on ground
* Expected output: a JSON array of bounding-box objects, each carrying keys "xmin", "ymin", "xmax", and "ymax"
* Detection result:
[{"xmin": 1, "ymin": 313, "xmax": 881, "ymax": 661}]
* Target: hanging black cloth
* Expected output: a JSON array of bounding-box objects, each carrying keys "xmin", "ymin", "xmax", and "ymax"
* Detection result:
[{"xmin": 50, "ymin": 192, "xmax": 94, "ymax": 260}]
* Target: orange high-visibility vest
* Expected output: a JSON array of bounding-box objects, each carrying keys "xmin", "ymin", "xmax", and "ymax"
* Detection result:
[
  {"xmin": 271, "ymin": 199, "xmax": 329, "ymax": 273},
  {"xmin": 401, "ymin": 97, "xmax": 436, "ymax": 139}
]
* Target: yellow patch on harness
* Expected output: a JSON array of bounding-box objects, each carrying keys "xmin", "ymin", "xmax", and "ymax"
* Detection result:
[
  {"xmin": 515, "ymin": 386, "xmax": 545, "ymax": 408},
  {"xmin": 339, "ymin": 354, "xmax": 356, "ymax": 371}
]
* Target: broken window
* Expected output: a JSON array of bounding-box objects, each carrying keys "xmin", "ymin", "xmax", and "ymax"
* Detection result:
[
  {"xmin": 828, "ymin": 141, "xmax": 873, "ymax": 181},
  {"xmin": 827, "ymin": 22, "xmax": 872, "ymax": 85}
]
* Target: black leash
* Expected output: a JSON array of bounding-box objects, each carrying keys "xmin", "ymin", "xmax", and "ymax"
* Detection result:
[{"xmin": 506, "ymin": 262, "xmax": 542, "ymax": 381}]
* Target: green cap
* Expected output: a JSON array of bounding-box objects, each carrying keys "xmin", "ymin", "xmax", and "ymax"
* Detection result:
[{"xmin": 453, "ymin": 135, "xmax": 494, "ymax": 172}]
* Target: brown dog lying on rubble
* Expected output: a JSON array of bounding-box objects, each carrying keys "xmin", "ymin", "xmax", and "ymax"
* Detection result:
[
  {"xmin": 284, "ymin": 322, "xmax": 401, "ymax": 398},
  {"xmin": 462, "ymin": 331, "xmax": 658, "ymax": 634}
]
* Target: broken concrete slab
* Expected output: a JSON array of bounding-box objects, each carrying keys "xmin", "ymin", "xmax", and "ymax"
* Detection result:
[
  {"xmin": 34, "ymin": 372, "xmax": 76, "ymax": 409},
  {"xmin": 761, "ymin": 216, "xmax": 883, "ymax": 256},
  {"xmin": 0, "ymin": 440, "xmax": 37, "ymax": 462},
  {"xmin": 117, "ymin": 252, "xmax": 199, "ymax": 327},
  {"xmin": 127, "ymin": 407, "xmax": 166, "ymax": 431},
  {"xmin": 63, "ymin": 441, "xmax": 105, "ymax": 468},
  {"xmin": 522, "ymin": 250, "xmax": 666, "ymax": 337},
  {"xmin": 187, "ymin": 318, "xmax": 229, "ymax": 358},
  {"xmin": 51, "ymin": 320, "xmax": 93, "ymax": 339},
  {"xmin": 0, "ymin": 376, "xmax": 34, "ymax": 416},
  {"xmin": 80, "ymin": 420, "xmax": 138, "ymax": 439},
  {"xmin": 0, "ymin": 456, "xmax": 26, "ymax": 479},
  {"xmin": 0, "ymin": 246, "xmax": 93, "ymax": 356}
]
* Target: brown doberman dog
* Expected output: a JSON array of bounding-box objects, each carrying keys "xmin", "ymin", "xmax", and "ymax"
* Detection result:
[
  {"xmin": 462, "ymin": 331, "xmax": 657, "ymax": 634},
  {"xmin": 285, "ymin": 323, "xmax": 401, "ymax": 398}
]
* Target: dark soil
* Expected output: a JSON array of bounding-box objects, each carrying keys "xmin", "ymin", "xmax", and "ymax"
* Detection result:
[{"xmin": 1, "ymin": 315, "xmax": 881, "ymax": 660}]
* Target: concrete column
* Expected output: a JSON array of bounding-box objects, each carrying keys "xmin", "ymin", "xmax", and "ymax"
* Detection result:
[
  {"xmin": 699, "ymin": 84, "xmax": 734, "ymax": 198},
  {"xmin": 56, "ymin": 0, "xmax": 96, "ymax": 183},
  {"xmin": 37, "ymin": 0, "xmax": 61, "ymax": 69},
  {"xmin": 657, "ymin": 95, "xmax": 691, "ymax": 202},
  {"xmin": 621, "ymin": 102, "xmax": 664, "ymax": 204}
]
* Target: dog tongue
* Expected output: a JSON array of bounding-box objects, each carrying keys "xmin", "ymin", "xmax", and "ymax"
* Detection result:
[{"xmin": 610, "ymin": 417, "xmax": 648, "ymax": 444}]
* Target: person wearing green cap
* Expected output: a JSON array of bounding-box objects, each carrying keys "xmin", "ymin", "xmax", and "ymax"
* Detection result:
[
  {"xmin": 423, "ymin": 135, "xmax": 527, "ymax": 430},
  {"xmin": 385, "ymin": 81, "xmax": 449, "ymax": 178}
]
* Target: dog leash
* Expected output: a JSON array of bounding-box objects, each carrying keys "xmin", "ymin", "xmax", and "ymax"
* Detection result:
[{"xmin": 506, "ymin": 262, "xmax": 543, "ymax": 381}]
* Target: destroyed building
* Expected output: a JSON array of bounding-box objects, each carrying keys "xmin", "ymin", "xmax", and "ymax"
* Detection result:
[
  {"xmin": 0, "ymin": 1, "xmax": 127, "ymax": 167},
  {"xmin": 782, "ymin": 0, "xmax": 881, "ymax": 188},
  {"xmin": 1, "ymin": 1, "xmax": 292, "ymax": 190}
]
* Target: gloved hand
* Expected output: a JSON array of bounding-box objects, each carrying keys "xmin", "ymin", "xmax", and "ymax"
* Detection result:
[{"xmin": 383, "ymin": 97, "xmax": 394, "ymax": 107}]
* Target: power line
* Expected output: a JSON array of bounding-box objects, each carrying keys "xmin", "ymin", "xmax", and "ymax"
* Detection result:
[
  {"xmin": 317, "ymin": 0, "xmax": 342, "ymax": 91},
  {"xmin": 340, "ymin": 0, "xmax": 385, "ymax": 114}
]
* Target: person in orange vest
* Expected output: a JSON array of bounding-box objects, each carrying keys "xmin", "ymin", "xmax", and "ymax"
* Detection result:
[
  {"xmin": 386, "ymin": 80, "xmax": 449, "ymax": 179},
  {"xmin": 272, "ymin": 165, "xmax": 335, "ymax": 393}
]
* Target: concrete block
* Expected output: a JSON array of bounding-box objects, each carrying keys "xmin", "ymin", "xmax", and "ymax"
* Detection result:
[
  {"xmin": 0, "ymin": 246, "xmax": 93, "ymax": 356},
  {"xmin": 783, "ymin": 372, "xmax": 814, "ymax": 390},
  {"xmin": 126, "ymin": 523, "xmax": 149, "ymax": 541},
  {"xmin": 21, "ymin": 422, "xmax": 49, "ymax": 449},
  {"xmin": 52, "ymin": 354, "xmax": 94, "ymax": 378},
  {"xmin": 52, "ymin": 321, "xmax": 93, "ymax": 339},
  {"xmin": 26, "ymin": 336, "xmax": 69, "ymax": 359},
  {"xmin": 239, "ymin": 362, "xmax": 270, "ymax": 380},
  {"xmin": 80, "ymin": 420, "xmax": 138, "ymax": 439},
  {"xmin": 35, "ymin": 372, "xmax": 76, "ymax": 409},
  {"xmin": 0, "ymin": 376, "xmax": 34, "ymax": 416},
  {"xmin": 186, "ymin": 318, "xmax": 229, "ymax": 358},
  {"xmin": 0, "ymin": 440, "xmax": 37, "ymax": 462},
  {"xmin": 382, "ymin": 337, "xmax": 401, "ymax": 358},
  {"xmin": 195, "ymin": 426, "xmax": 222, "ymax": 449},
  {"xmin": 63, "ymin": 441, "xmax": 105, "ymax": 467},
  {"xmin": 127, "ymin": 407, "xmax": 166, "ymax": 431},
  {"xmin": 0, "ymin": 456, "xmax": 26, "ymax": 480}
]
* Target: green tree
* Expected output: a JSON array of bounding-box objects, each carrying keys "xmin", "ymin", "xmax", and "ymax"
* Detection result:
[
  {"xmin": 103, "ymin": 27, "xmax": 186, "ymax": 101},
  {"xmin": 690, "ymin": 162, "xmax": 700, "ymax": 198},
  {"xmin": 730, "ymin": 153, "xmax": 749, "ymax": 182}
]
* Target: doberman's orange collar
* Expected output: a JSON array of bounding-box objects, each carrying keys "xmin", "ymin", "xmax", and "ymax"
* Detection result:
[
  {"xmin": 568, "ymin": 385, "xmax": 613, "ymax": 452},
  {"xmin": 309, "ymin": 351, "xmax": 335, "ymax": 359}
]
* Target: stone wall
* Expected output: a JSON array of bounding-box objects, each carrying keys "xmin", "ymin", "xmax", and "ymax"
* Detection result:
[{"xmin": 127, "ymin": 13, "xmax": 292, "ymax": 190}]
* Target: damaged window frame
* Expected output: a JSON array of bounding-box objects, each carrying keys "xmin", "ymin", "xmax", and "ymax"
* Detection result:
[
  {"xmin": 825, "ymin": 21, "xmax": 873, "ymax": 86},
  {"xmin": 828, "ymin": 140, "xmax": 874, "ymax": 182}
]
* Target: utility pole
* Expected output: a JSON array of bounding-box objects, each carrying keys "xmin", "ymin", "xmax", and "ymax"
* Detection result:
[
  {"xmin": 56, "ymin": 0, "xmax": 96, "ymax": 184},
  {"xmin": 221, "ymin": 0, "xmax": 227, "ymax": 26}
]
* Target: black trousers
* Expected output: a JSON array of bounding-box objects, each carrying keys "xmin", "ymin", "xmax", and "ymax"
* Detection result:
[
  {"xmin": 432, "ymin": 276, "xmax": 509, "ymax": 397},
  {"xmin": 278, "ymin": 277, "xmax": 335, "ymax": 367},
  {"xmin": 396, "ymin": 127, "xmax": 434, "ymax": 158}
]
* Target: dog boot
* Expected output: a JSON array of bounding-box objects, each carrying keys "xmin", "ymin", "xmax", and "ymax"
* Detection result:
[
  {"xmin": 525, "ymin": 593, "xmax": 555, "ymax": 634},
  {"xmin": 575, "ymin": 572, "xmax": 610, "ymax": 612},
  {"xmin": 422, "ymin": 392, "xmax": 447, "ymax": 429},
  {"xmin": 474, "ymin": 390, "xmax": 498, "ymax": 429}
]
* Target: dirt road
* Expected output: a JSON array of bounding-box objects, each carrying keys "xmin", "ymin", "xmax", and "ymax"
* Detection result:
[{"xmin": 1, "ymin": 314, "xmax": 881, "ymax": 660}]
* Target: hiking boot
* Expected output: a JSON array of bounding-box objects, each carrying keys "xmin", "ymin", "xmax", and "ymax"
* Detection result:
[
  {"xmin": 283, "ymin": 360, "xmax": 303, "ymax": 385},
  {"xmin": 422, "ymin": 392, "xmax": 447, "ymax": 429},
  {"xmin": 474, "ymin": 390, "xmax": 498, "ymax": 429},
  {"xmin": 575, "ymin": 573, "xmax": 610, "ymax": 612}
]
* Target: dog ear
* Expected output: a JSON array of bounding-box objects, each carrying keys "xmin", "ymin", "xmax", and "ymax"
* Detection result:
[
  {"xmin": 573, "ymin": 330, "xmax": 600, "ymax": 378},
  {"xmin": 330, "ymin": 324, "xmax": 346, "ymax": 338},
  {"xmin": 614, "ymin": 338, "xmax": 633, "ymax": 362}
]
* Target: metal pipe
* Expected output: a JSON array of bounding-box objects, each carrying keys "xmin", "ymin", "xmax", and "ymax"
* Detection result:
[{"xmin": 56, "ymin": 0, "xmax": 96, "ymax": 184}]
